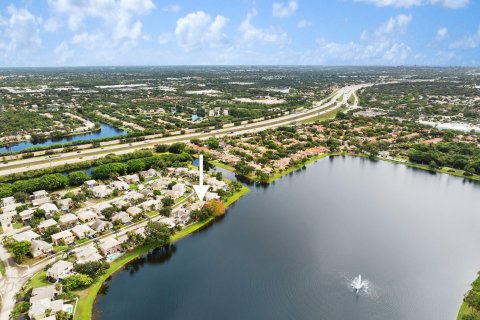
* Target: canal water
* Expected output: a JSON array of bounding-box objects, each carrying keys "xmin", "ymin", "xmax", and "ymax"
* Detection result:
[
  {"xmin": 94, "ymin": 156, "xmax": 480, "ymax": 320},
  {"xmin": 0, "ymin": 123, "xmax": 127, "ymax": 153}
]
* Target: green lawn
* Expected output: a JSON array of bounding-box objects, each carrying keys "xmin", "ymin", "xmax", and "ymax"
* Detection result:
[
  {"xmin": 0, "ymin": 260, "xmax": 5, "ymax": 276},
  {"xmin": 146, "ymin": 211, "xmax": 158, "ymax": 218},
  {"xmin": 211, "ymin": 160, "xmax": 236, "ymax": 172},
  {"xmin": 301, "ymin": 107, "xmax": 345, "ymax": 124},
  {"xmin": 25, "ymin": 271, "xmax": 50, "ymax": 291},
  {"xmin": 13, "ymin": 222, "xmax": 24, "ymax": 229}
]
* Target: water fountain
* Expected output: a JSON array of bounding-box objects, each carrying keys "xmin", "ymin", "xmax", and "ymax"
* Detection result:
[{"xmin": 350, "ymin": 274, "xmax": 369, "ymax": 294}]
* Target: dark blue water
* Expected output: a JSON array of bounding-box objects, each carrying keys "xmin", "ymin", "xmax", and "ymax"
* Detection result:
[
  {"xmin": 94, "ymin": 157, "xmax": 480, "ymax": 320},
  {"xmin": 0, "ymin": 123, "xmax": 127, "ymax": 153}
]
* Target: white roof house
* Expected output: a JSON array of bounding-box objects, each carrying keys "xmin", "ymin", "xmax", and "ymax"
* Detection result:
[
  {"xmin": 77, "ymin": 210, "xmax": 97, "ymax": 223},
  {"xmin": 92, "ymin": 185, "xmax": 112, "ymax": 198},
  {"xmin": 122, "ymin": 174, "xmax": 140, "ymax": 184},
  {"xmin": 31, "ymin": 240, "xmax": 53, "ymax": 258},
  {"xmin": 46, "ymin": 260, "xmax": 74, "ymax": 280},
  {"xmin": 98, "ymin": 237, "xmax": 121, "ymax": 256},
  {"xmin": 1, "ymin": 196, "xmax": 15, "ymax": 207},
  {"xmin": 59, "ymin": 198, "xmax": 73, "ymax": 211},
  {"xmin": 74, "ymin": 244, "xmax": 102, "ymax": 263},
  {"xmin": 84, "ymin": 180, "xmax": 97, "ymax": 189},
  {"xmin": 205, "ymin": 192, "xmax": 220, "ymax": 201},
  {"xmin": 51, "ymin": 230, "xmax": 75, "ymax": 245},
  {"xmin": 29, "ymin": 299, "xmax": 63, "ymax": 320},
  {"xmin": 164, "ymin": 190, "xmax": 181, "ymax": 199},
  {"xmin": 91, "ymin": 202, "xmax": 113, "ymax": 214},
  {"xmin": 71, "ymin": 224, "xmax": 95, "ymax": 239},
  {"xmin": 38, "ymin": 219, "xmax": 58, "ymax": 232},
  {"xmin": 30, "ymin": 285, "xmax": 60, "ymax": 303},
  {"xmin": 126, "ymin": 206, "xmax": 142, "ymax": 217},
  {"xmin": 112, "ymin": 211, "xmax": 132, "ymax": 224},
  {"xmin": 19, "ymin": 209, "xmax": 35, "ymax": 221},
  {"xmin": 91, "ymin": 219, "xmax": 112, "ymax": 233},
  {"xmin": 139, "ymin": 199, "xmax": 161, "ymax": 211},
  {"xmin": 39, "ymin": 203, "xmax": 59, "ymax": 216},
  {"xmin": 111, "ymin": 180, "xmax": 130, "ymax": 191},
  {"xmin": 172, "ymin": 183, "xmax": 186, "ymax": 195},
  {"xmin": 59, "ymin": 213, "xmax": 78, "ymax": 226},
  {"xmin": 13, "ymin": 230, "xmax": 40, "ymax": 242},
  {"xmin": 150, "ymin": 179, "xmax": 170, "ymax": 190}
]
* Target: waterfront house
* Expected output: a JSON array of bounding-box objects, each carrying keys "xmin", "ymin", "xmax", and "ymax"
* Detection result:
[
  {"xmin": 51, "ymin": 229, "xmax": 75, "ymax": 245},
  {"xmin": 98, "ymin": 237, "xmax": 122, "ymax": 256},
  {"xmin": 77, "ymin": 210, "xmax": 97, "ymax": 223},
  {"xmin": 13, "ymin": 230, "xmax": 40, "ymax": 242},
  {"xmin": 46, "ymin": 260, "xmax": 74, "ymax": 281},
  {"xmin": 59, "ymin": 213, "xmax": 78, "ymax": 227},
  {"xmin": 29, "ymin": 299, "xmax": 64, "ymax": 320},
  {"xmin": 30, "ymin": 239, "xmax": 53, "ymax": 258},
  {"xmin": 37, "ymin": 219, "xmax": 58, "ymax": 233},
  {"xmin": 72, "ymin": 224, "xmax": 95, "ymax": 240},
  {"xmin": 73, "ymin": 244, "xmax": 102, "ymax": 263},
  {"xmin": 205, "ymin": 192, "xmax": 220, "ymax": 201}
]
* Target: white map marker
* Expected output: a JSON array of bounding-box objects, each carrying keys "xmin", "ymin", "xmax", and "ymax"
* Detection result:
[{"xmin": 193, "ymin": 154, "xmax": 209, "ymax": 201}]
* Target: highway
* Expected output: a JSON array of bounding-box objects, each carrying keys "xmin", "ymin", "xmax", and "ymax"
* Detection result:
[{"xmin": 0, "ymin": 83, "xmax": 371, "ymax": 177}]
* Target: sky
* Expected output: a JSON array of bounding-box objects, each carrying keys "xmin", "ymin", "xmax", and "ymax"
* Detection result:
[{"xmin": 0, "ymin": 0, "xmax": 479, "ymax": 67}]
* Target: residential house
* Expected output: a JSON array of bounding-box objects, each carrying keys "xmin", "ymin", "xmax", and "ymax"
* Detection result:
[
  {"xmin": 71, "ymin": 224, "xmax": 95, "ymax": 239},
  {"xmin": 126, "ymin": 206, "xmax": 142, "ymax": 217},
  {"xmin": 51, "ymin": 230, "xmax": 75, "ymax": 245},
  {"xmin": 111, "ymin": 180, "xmax": 130, "ymax": 191},
  {"xmin": 91, "ymin": 219, "xmax": 112, "ymax": 233},
  {"xmin": 91, "ymin": 202, "xmax": 113, "ymax": 215},
  {"xmin": 172, "ymin": 183, "xmax": 186, "ymax": 196},
  {"xmin": 92, "ymin": 185, "xmax": 112, "ymax": 198},
  {"xmin": 46, "ymin": 260, "xmax": 74, "ymax": 281},
  {"xmin": 122, "ymin": 174, "xmax": 140, "ymax": 184},
  {"xmin": 84, "ymin": 180, "xmax": 97, "ymax": 189},
  {"xmin": 112, "ymin": 211, "xmax": 132, "ymax": 224},
  {"xmin": 29, "ymin": 299, "xmax": 64, "ymax": 320},
  {"xmin": 77, "ymin": 210, "xmax": 97, "ymax": 223},
  {"xmin": 112, "ymin": 199, "xmax": 129, "ymax": 210},
  {"xmin": 1, "ymin": 196, "xmax": 15, "ymax": 207},
  {"xmin": 205, "ymin": 192, "xmax": 220, "ymax": 201},
  {"xmin": 139, "ymin": 199, "xmax": 161, "ymax": 211},
  {"xmin": 150, "ymin": 178, "xmax": 170, "ymax": 190},
  {"xmin": 98, "ymin": 237, "xmax": 122, "ymax": 256},
  {"xmin": 164, "ymin": 190, "xmax": 181, "ymax": 199},
  {"xmin": 13, "ymin": 230, "xmax": 40, "ymax": 242},
  {"xmin": 59, "ymin": 213, "xmax": 78, "ymax": 227},
  {"xmin": 39, "ymin": 203, "xmax": 59, "ymax": 218},
  {"xmin": 158, "ymin": 217, "xmax": 176, "ymax": 228},
  {"xmin": 37, "ymin": 219, "xmax": 58, "ymax": 233},
  {"xmin": 122, "ymin": 191, "xmax": 144, "ymax": 203},
  {"xmin": 19, "ymin": 209, "xmax": 35, "ymax": 222},
  {"xmin": 30, "ymin": 239, "xmax": 53, "ymax": 258},
  {"xmin": 58, "ymin": 198, "xmax": 73, "ymax": 212},
  {"xmin": 172, "ymin": 208, "xmax": 189, "ymax": 225},
  {"xmin": 73, "ymin": 244, "xmax": 102, "ymax": 263},
  {"xmin": 30, "ymin": 285, "xmax": 60, "ymax": 303},
  {"xmin": 32, "ymin": 190, "xmax": 50, "ymax": 206}
]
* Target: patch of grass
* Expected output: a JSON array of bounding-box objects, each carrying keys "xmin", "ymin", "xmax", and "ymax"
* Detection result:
[
  {"xmin": 146, "ymin": 211, "xmax": 157, "ymax": 218},
  {"xmin": 75, "ymin": 238, "xmax": 89, "ymax": 246},
  {"xmin": 301, "ymin": 108, "xmax": 345, "ymax": 124},
  {"xmin": 13, "ymin": 222, "xmax": 24, "ymax": 229},
  {"xmin": 0, "ymin": 260, "xmax": 5, "ymax": 276},
  {"xmin": 211, "ymin": 160, "xmax": 235, "ymax": 172},
  {"xmin": 129, "ymin": 184, "xmax": 139, "ymax": 190},
  {"xmin": 25, "ymin": 271, "xmax": 50, "ymax": 291},
  {"xmin": 457, "ymin": 301, "xmax": 475, "ymax": 320},
  {"xmin": 53, "ymin": 245, "xmax": 68, "ymax": 253},
  {"xmin": 267, "ymin": 153, "xmax": 333, "ymax": 183},
  {"xmin": 223, "ymin": 186, "xmax": 250, "ymax": 207}
]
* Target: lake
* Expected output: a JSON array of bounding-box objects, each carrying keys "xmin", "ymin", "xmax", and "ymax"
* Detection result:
[
  {"xmin": 94, "ymin": 156, "xmax": 480, "ymax": 320},
  {"xmin": 0, "ymin": 123, "xmax": 127, "ymax": 153}
]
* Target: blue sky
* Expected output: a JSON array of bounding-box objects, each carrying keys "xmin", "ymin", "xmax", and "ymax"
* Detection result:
[{"xmin": 0, "ymin": 0, "xmax": 478, "ymax": 66}]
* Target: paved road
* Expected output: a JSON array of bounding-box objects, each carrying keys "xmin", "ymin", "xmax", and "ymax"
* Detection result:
[{"xmin": 0, "ymin": 84, "xmax": 371, "ymax": 177}]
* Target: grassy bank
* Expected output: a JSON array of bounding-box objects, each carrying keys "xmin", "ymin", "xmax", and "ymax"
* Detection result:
[{"xmin": 72, "ymin": 185, "xmax": 249, "ymax": 320}]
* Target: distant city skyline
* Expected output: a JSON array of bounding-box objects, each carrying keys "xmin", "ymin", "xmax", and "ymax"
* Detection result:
[{"xmin": 0, "ymin": 0, "xmax": 479, "ymax": 67}]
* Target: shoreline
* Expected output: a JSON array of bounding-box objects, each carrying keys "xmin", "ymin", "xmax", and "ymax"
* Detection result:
[{"xmin": 73, "ymin": 184, "xmax": 250, "ymax": 320}]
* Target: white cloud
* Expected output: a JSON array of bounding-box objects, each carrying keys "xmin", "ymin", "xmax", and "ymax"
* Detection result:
[
  {"xmin": 272, "ymin": 0, "xmax": 299, "ymax": 18},
  {"xmin": 158, "ymin": 32, "xmax": 172, "ymax": 45},
  {"xmin": 163, "ymin": 4, "xmax": 181, "ymax": 13},
  {"xmin": 1, "ymin": 5, "xmax": 41, "ymax": 52},
  {"xmin": 48, "ymin": 0, "xmax": 155, "ymax": 48},
  {"xmin": 436, "ymin": 27, "xmax": 448, "ymax": 41},
  {"xmin": 239, "ymin": 9, "xmax": 288, "ymax": 46},
  {"xmin": 311, "ymin": 14, "xmax": 413, "ymax": 65},
  {"xmin": 54, "ymin": 41, "xmax": 74, "ymax": 62},
  {"xmin": 297, "ymin": 19, "xmax": 312, "ymax": 28},
  {"xmin": 353, "ymin": 0, "xmax": 469, "ymax": 8},
  {"xmin": 175, "ymin": 11, "xmax": 229, "ymax": 52},
  {"xmin": 450, "ymin": 26, "xmax": 480, "ymax": 49}
]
